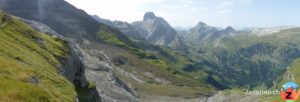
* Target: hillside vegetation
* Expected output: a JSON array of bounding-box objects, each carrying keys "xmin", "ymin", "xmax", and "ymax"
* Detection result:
[
  {"xmin": 184, "ymin": 28, "xmax": 300, "ymax": 89},
  {"xmin": 0, "ymin": 11, "xmax": 76, "ymax": 101},
  {"xmin": 86, "ymin": 38, "xmax": 216, "ymax": 99}
]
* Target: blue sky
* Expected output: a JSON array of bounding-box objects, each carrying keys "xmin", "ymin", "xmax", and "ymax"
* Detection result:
[{"xmin": 65, "ymin": 0, "xmax": 300, "ymax": 28}]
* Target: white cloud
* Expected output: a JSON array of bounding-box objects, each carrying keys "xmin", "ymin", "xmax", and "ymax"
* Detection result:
[{"xmin": 214, "ymin": 0, "xmax": 253, "ymax": 14}]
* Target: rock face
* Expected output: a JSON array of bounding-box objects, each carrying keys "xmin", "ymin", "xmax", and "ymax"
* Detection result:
[
  {"xmin": 18, "ymin": 17, "xmax": 81, "ymax": 83},
  {"xmin": 20, "ymin": 17, "xmax": 137, "ymax": 102},
  {"xmin": 113, "ymin": 21, "xmax": 145, "ymax": 40},
  {"xmin": 76, "ymin": 44, "xmax": 138, "ymax": 102},
  {"xmin": 132, "ymin": 12, "xmax": 187, "ymax": 51},
  {"xmin": 19, "ymin": 18, "xmax": 97, "ymax": 101}
]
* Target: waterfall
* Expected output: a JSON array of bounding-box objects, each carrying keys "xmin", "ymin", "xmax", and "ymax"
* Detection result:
[{"xmin": 37, "ymin": 0, "xmax": 45, "ymax": 21}]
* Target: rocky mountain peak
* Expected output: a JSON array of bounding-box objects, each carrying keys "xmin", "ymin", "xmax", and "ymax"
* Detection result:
[
  {"xmin": 196, "ymin": 21, "xmax": 208, "ymax": 27},
  {"xmin": 132, "ymin": 12, "xmax": 188, "ymax": 52},
  {"xmin": 143, "ymin": 12, "xmax": 156, "ymax": 21},
  {"xmin": 225, "ymin": 26, "xmax": 235, "ymax": 32}
]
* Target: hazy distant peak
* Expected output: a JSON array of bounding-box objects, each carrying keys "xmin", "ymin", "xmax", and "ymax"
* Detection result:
[
  {"xmin": 224, "ymin": 26, "xmax": 235, "ymax": 32},
  {"xmin": 251, "ymin": 26, "xmax": 297, "ymax": 36},
  {"xmin": 196, "ymin": 21, "xmax": 207, "ymax": 27},
  {"xmin": 92, "ymin": 15, "xmax": 114, "ymax": 26},
  {"xmin": 143, "ymin": 12, "xmax": 156, "ymax": 21}
]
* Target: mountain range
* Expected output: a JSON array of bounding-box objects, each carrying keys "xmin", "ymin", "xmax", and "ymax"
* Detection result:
[
  {"xmin": 0, "ymin": 0, "xmax": 300, "ymax": 102},
  {"xmin": 0, "ymin": 0, "xmax": 211, "ymax": 101},
  {"xmin": 93, "ymin": 12, "xmax": 188, "ymax": 52}
]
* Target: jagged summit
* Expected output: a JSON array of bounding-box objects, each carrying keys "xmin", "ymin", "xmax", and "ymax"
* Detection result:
[
  {"xmin": 132, "ymin": 12, "xmax": 188, "ymax": 52},
  {"xmin": 143, "ymin": 12, "xmax": 156, "ymax": 21},
  {"xmin": 225, "ymin": 26, "xmax": 235, "ymax": 32},
  {"xmin": 196, "ymin": 21, "xmax": 207, "ymax": 27}
]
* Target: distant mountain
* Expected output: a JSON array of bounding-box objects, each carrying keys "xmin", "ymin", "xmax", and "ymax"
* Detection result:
[
  {"xmin": 249, "ymin": 26, "xmax": 297, "ymax": 36},
  {"xmin": 132, "ymin": 12, "xmax": 187, "ymax": 52},
  {"xmin": 93, "ymin": 13, "xmax": 187, "ymax": 52},
  {"xmin": 189, "ymin": 22, "xmax": 219, "ymax": 41},
  {"xmin": 92, "ymin": 15, "xmax": 114, "ymax": 27},
  {"xmin": 173, "ymin": 26, "xmax": 192, "ymax": 31},
  {"xmin": 181, "ymin": 22, "xmax": 236, "ymax": 45},
  {"xmin": 92, "ymin": 15, "xmax": 145, "ymax": 40},
  {"xmin": 182, "ymin": 21, "xmax": 300, "ymax": 89}
]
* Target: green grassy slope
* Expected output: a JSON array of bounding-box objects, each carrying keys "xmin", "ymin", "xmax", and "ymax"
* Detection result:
[
  {"xmin": 1, "ymin": 0, "xmax": 215, "ymax": 100},
  {"xmin": 259, "ymin": 57, "xmax": 300, "ymax": 102},
  {"xmin": 184, "ymin": 28, "xmax": 300, "ymax": 89},
  {"xmin": 0, "ymin": 11, "xmax": 75, "ymax": 101},
  {"xmin": 94, "ymin": 20, "xmax": 215, "ymax": 93},
  {"xmin": 179, "ymin": 28, "xmax": 300, "ymax": 101}
]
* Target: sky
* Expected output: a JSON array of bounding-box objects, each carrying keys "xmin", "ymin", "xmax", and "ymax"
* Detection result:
[{"xmin": 65, "ymin": 0, "xmax": 300, "ymax": 28}]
